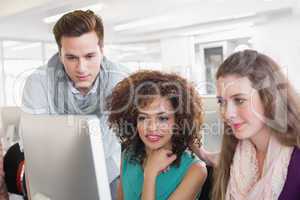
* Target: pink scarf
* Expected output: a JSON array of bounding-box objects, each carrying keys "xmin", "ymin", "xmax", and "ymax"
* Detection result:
[{"xmin": 225, "ymin": 136, "xmax": 293, "ymax": 200}]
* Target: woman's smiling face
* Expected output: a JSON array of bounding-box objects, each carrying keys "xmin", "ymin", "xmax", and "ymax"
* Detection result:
[
  {"xmin": 137, "ymin": 96, "xmax": 175, "ymax": 152},
  {"xmin": 216, "ymin": 75, "xmax": 267, "ymax": 140}
]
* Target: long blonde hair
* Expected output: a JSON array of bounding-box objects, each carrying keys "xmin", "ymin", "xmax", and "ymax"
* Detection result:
[{"xmin": 212, "ymin": 50, "xmax": 300, "ymax": 200}]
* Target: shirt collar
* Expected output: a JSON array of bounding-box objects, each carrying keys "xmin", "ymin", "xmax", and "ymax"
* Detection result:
[{"xmin": 67, "ymin": 76, "xmax": 99, "ymax": 96}]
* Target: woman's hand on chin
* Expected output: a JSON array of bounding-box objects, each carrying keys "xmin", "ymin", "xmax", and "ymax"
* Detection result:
[{"xmin": 144, "ymin": 148, "xmax": 177, "ymax": 177}]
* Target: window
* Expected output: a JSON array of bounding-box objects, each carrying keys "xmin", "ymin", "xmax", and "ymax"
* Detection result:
[
  {"xmin": 0, "ymin": 40, "xmax": 56, "ymax": 106},
  {"xmin": 195, "ymin": 42, "xmax": 225, "ymax": 95},
  {"xmin": 4, "ymin": 60, "xmax": 42, "ymax": 106},
  {"xmin": 204, "ymin": 47, "xmax": 223, "ymax": 94}
]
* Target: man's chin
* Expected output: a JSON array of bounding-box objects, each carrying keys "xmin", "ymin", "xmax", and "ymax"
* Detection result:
[{"xmin": 75, "ymin": 83, "xmax": 92, "ymax": 94}]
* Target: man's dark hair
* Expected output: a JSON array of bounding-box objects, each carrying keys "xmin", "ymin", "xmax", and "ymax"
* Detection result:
[{"xmin": 53, "ymin": 10, "xmax": 104, "ymax": 49}]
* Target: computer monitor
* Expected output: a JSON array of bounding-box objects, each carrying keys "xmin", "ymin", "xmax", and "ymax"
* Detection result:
[{"xmin": 20, "ymin": 114, "xmax": 112, "ymax": 200}]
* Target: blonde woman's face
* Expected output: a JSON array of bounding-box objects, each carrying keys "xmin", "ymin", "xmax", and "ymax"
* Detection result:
[
  {"xmin": 216, "ymin": 75, "xmax": 267, "ymax": 140},
  {"xmin": 137, "ymin": 96, "xmax": 175, "ymax": 152}
]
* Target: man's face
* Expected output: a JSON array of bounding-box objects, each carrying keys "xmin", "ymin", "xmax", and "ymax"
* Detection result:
[{"xmin": 60, "ymin": 31, "xmax": 103, "ymax": 95}]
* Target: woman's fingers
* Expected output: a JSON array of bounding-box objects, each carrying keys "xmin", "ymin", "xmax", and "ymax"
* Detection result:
[{"xmin": 166, "ymin": 154, "xmax": 177, "ymax": 164}]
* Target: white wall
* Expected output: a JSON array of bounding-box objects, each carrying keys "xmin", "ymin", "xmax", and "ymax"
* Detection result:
[
  {"xmin": 159, "ymin": 36, "xmax": 196, "ymax": 86},
  {"xmin": 159, "ymin": 11, "xmax": 300, "ymax": 92},
  {"xmin": 253, "ymin": 12, "xmax": 300, "ymax": 91},
  {"xmin": 160, "ymin": 36, "xmax": 195, "ymax": 67}
]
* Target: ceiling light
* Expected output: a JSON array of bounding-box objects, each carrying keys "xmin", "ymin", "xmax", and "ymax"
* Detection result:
[
  {"xmin": 114, "ymin": 16, "xmax": 172, "ymax": 31},
  {"xmin": 179, "ymin": 22, "xmax": 254, "ymax": 36},
  {"xmin": 105, "ymin": 44, "xmax": 147, "ymax": 52}
]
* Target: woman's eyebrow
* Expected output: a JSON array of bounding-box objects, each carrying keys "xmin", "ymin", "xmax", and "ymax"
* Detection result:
[
  {"xmin": 138, "ymin": 111, "xmax": 167, "ymax": 115},
  {"xmin": 230, "ymin": 93, "xmax": 248, "ymax": 98},
  {"xmin": 217, "ymin": 93, "xmax": 247, "ymax": 100},
  {"xmin": 138, "ymin": 112, "xmax": 148, "ymax": 115}
]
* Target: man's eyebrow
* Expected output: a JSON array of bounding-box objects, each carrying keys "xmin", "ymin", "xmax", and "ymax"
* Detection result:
[
  {"xmin": 64, "ymin": 54, "xmax": 78, "ymax": 57},
  {"xmin": 85, "ymin": 52, "xmax": 97, "ymax": 55}
]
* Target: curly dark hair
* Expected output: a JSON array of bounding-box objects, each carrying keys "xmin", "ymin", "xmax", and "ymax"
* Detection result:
[{"xmin": 106, "ymin": 70, "xmax": 203, "ymax": 166}]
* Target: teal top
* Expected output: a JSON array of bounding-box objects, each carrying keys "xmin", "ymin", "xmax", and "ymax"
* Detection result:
[{"xmin": 122, "ymin": 151, "xmax": 200, "ymax": 200}]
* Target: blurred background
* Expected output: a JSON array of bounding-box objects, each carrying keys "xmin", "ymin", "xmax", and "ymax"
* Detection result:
[
  {"xmin": 0, "ymin": 0, "xmax": 300, "ymax": 157},
  {"xmin": 0, "ymin": 0, "xmax": 299, "ymax": 106}
]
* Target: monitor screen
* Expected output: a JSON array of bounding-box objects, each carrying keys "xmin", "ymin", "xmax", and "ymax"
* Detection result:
[{"xmin": 20, "ymin": 114, "xmax": 112, "ymax": 200}]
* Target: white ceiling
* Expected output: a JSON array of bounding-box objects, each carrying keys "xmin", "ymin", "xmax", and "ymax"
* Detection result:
[
  {"xmin": 0, "ymin": 0, "xmax": 297, "ymax": 42},
  {"xmin": 0, "ymin": 0, "xmax": 298, "ymax": 62}
]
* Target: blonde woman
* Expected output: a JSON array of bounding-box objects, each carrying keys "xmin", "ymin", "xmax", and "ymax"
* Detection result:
[{"xmin": 194, "ymin": 50, "xmax": 300, "ymax": 200}]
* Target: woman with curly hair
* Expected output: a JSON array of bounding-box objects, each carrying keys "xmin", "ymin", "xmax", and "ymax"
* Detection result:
[
  {"xmin": 193, "ymin": 50, "xmax": 300, "ymax": 200},
  {"xmin": 106, "ymin": 70, "xmax": 207, "ymax": 200}
]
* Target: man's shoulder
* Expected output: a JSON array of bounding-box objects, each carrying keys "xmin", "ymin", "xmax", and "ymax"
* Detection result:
[
  {"xmin": 30, "ymin": 65, "xmax": 47, "ymax": 74},
  {"xmin": 24, "ymin": 64, "xmax": 56, "ymax": 95},
  {"xmin": 27, "ymin": 57, "xmax": 60, "ymax": 82},
  {"xmin": 101, "ymin": 57, "xmax": 129, "ymax": 88},
  {"xmin": 102, "ymin": 57, "xmax": 128, "ymax": 74},
  {"xmin": 26, "ymin": 65, "xmax": 48, "ymax": 84}
]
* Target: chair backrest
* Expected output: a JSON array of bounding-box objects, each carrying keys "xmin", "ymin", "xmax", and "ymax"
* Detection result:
[
  {"xmin": 0, "ymin": 107, "xmax": 22, "ymax": 151},
  {"xmin": 198, "ymin": 166, "xmax": 213, "ymax": 200},
  {"xmin": 1, "ymin": 107, "xmax": 21, "ymax": 134}
]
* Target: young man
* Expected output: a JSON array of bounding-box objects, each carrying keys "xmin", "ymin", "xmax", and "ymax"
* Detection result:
[{"xmin": 19, "ymin": 10, "xmax": 126, "ymax": 198}]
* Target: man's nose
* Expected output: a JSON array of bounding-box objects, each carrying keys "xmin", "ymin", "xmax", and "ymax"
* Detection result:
[{"xmin": 78, "ymin": 58, "xmax": 88, "ymax": 73}]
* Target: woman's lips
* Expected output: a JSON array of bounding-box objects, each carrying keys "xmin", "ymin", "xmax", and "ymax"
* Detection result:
[
  {"xmin": 232, "ymin": 123, "xmax": 244, "ymax": 130},
  {"xmin": 146, "ymin": 134, "xmax": 162, "ymax": 142}
]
